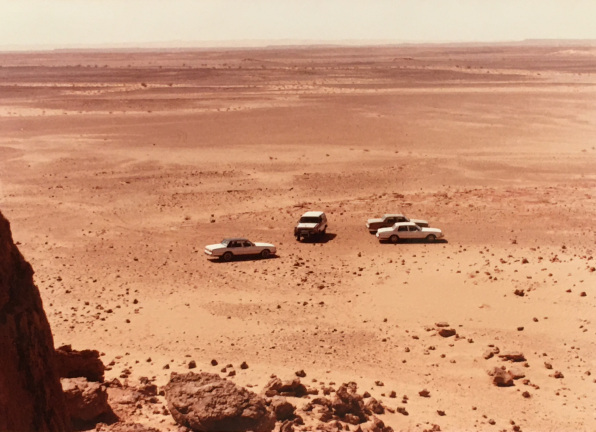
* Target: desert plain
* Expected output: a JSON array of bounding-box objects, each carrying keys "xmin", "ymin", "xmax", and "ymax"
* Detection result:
[{"xmin": 0, "ymin": 43, "xmax": 595, "ymax": 431}]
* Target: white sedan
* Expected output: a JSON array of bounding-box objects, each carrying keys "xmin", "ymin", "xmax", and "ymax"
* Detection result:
[
  {"xmin": 376, "ymin": 222, "xmax": 444, "ymax": 243},
  {"xmin": 204, "ymin": 238, "xmax": 277, "ymax": 261}
]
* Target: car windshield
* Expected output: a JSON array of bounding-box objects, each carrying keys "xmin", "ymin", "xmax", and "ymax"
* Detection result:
[
  {"xmin": 221, "ymin": 239, "xmax": 232, "ymax": 246},
  {"xmin": 299, "ymin": 217, "xmax": 321, "ymax": 223}
]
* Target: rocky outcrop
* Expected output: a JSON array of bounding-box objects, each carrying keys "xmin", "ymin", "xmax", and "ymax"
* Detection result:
[
  {"xmin": 262, "ymin": 377, "xmax": 309, "ymax": 398},
  {"xmin": 62, "ymin": 377, "xmax": 114, "ymax": 428},
  {"xmin": 305, "ymin": 382, "xmax": 370, "ymax": 426},
  {"xmin": 164, "ymin": 371, "xmax": 276, "ymax": 432},
  {"xmin": 55, "ymin": 344, "xmax": 105, "ymax": 382},
  {"xmin": 0, "ymin": 211, "xmax": 70, "ymax": 431}
]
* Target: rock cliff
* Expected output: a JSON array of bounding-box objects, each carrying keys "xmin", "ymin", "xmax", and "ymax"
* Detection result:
[{"xmin": 0, "ymin": 211, "xmax": 70, "ymax": 431}]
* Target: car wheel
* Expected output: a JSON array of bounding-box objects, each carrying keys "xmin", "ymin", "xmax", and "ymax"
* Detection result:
[
  {"xmin": 295, "ymin": 235, "xmax": 301, "ymax": 241},
  {"xmin": 222, "ymin": 252, "xmax": 233, "ymax": 262},
  {"xmin": 426, "ymin": 234, "xmax": 436, "ymax": 243},
  {"xmin": 390, "ymin": 235, "xmax": 399, "ymax": 243},
  {"xmin": 260, "ymin": 249, "xmax": 271, "ymax": 259}
]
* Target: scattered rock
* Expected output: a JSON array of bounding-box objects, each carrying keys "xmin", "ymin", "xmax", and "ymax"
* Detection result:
[
  {"xmin": 509, "ymin": 367, "xmax": 526, "ymax": 380},
  {"xmin": 331, "ymin": 382, "xmax": 368, "ymax": 424},
  {"xmin": 490, "ymin": 367, "xmax": 515, "ymax": 387},
  {"xmin": 435, "ymin": 322, "xmax": 450, "ymax": 328},
  {"xmin": 438, "ymin": 328, "xmax": 456, "ymax": 338},
  {"xmin": 269, "ymin": 396, "xmax": 295, "ymax": 421},
  {"xmin": 362, "ymin": 416, "xmax": 394, "ymax": 432},
  {"xmin": 240, "ymin": 362, "xmax": 249, "ymax": 370},
  {"xmin": 295, "ymin": 369, "xmax": 306, "ymax": 378},
  {"xmin": 364, "ymin": 398, "xmax": 384, "ymax": 415},
  {"xmin": 396, "ymin": 407, "xmax": 409, "ymax": 416},
  {"xmin": 262, "ymin": 377, "xmax": 308, "ymax": 398},
  {"xmin": 165, "ymin": 372, "xmax": 275, "ymax": 432},
  {"xmin": 499, "ymin": 352, "xmax": 526, "ymax": 362},
  {"xmin": 418, "ymin": 389, "xmax": 431, "ymax": 397},
  {"xmin": 95, "ymin": 422, "xmax": 160, "ymax": 432},
  {"xmin": 483, "ymin": 350, "xmax": 495, "ymax": 360},
  {"xmin": 188, "ymin": 360, "xmax": 196, "ymax": 369},
  {"xmin": 551, "ymin": 371, "xmax": 564, "ymax": 379}
]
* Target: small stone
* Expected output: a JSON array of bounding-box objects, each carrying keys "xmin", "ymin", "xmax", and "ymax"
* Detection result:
[
  {"xmin": 240, "ymin": 362, "xmax": 249, "ymax": 370},
  {"xmin": 509, "ymin": 367, "xmax": 526, "ymax": 380},
  {"xmin": 437, "ymin": 410, "xmax": 446, "ymax": 416},
  {"xmin": 418, "ymin": 389, "xmax": 430, "ymax": 397},
  {"xmin": 438, "ymin": 328, "xmax": 456, "ymax": 338},
  {"xmin": 522, "ymin": 391, "xmax": 531, "ymax": 398},
  {"xmin": 396, "ymin": 407, "xmax": 409, "ymax": 416},
  {"xmin": 491, "ymin": 367, "xmax": 514, "ymax": 387},
  {"xmin": 188, "ymin": 361, "xmax": 196, "ymax": 369},
  {"xmin": 295, "ymin": 369, "xmax": 306, "ymax": 378},
  {"xmin": 211, "ymin": 359, "xmax": 218, "ymax": 366},
  {"xmin": 499, "ymin": 352, "xmax": 526, "ymax": 362}
]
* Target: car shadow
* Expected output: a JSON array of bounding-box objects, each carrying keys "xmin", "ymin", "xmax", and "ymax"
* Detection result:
[
  {"xmin": 207, "ymin": 255, "xmax": 281, "ymax": 263},
  {"xmin": 298, "ymin": 233, "xmax": 337, "ymax": 244},
  {"xmin": 380, "ymin": 238, "xmax": 449, "ymax": 245}
]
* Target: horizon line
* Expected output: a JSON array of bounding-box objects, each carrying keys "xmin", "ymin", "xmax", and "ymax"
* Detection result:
[{"xmin": 2, "ymin": 38, "xmax": 596, "ymax": 53}]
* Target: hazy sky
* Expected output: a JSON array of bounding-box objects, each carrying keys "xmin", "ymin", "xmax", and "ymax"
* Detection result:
[{"xmin": 2, "ymin": 0, "xmax": 596, "ymax": 49}]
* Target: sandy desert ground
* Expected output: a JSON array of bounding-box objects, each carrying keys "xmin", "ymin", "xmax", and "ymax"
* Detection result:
[{"xmin": 1, "ymin": 44, "xmax": 595, "ymax": 431}]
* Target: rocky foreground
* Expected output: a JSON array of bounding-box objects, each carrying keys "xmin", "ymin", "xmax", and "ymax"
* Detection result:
[{"xmin": 2, "ymin": 208, "xmax": 533, "ymax": 432}]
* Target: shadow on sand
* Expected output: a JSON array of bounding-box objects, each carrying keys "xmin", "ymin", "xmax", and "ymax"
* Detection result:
[
  {"xmin": 297, "ymin": 232, "xmax": 337, "ymax": 244},
  {"xmin": 207, "ymin": 254, "xmax": 281, "ymax": 264},
  {"xmin": 380, "ymin": 238, "xmax": 449, "ymax": 245}
]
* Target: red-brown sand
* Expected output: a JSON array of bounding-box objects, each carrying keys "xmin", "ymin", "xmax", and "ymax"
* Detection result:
[{"xmin": 1, "ymin": 44, "xmax": 595, "ymax": 431}]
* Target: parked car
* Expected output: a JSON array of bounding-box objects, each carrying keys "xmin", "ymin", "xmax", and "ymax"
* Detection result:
[
  {"xmin": 294, "ymin": 211, "xmax": 328, "ymax": 241},
  {"xmin": 366, "ymin": 214, "xmax": 429, "ymax": 233},
  {"xmin": 204, "ymin": 238, "xmax": 276, "ymax": 261},
  {"xmin": 376, "ymin": 222, "xmax": 444, "ymax": 243}
]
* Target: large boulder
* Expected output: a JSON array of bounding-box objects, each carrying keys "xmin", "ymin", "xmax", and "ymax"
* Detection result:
[
  {"xmin": 55, "ymin": 344, "xmax": 105, "ymax": 382},
  {"xmin": 62, "ymin": 377, "xmax": 113, "ymax": 426},
  {"xmin": 0, "ymin": 211, "xmax": 70, "ymax": 431},
  {"xmin": 164, "ymin": 372, "xmax": 276, "ymax": 432}
]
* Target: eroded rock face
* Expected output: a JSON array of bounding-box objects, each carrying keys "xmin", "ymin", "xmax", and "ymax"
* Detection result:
[
  {"xmin": 0, "ymin": 211, "xmax": 70, "ymax": 431},
  {"xmin": 164, "ymin": 372, "xmax": 276, "ymax": 432},
  {"xmin": 55, "ymin": 344, "xmax": 106, "ymax": 382},
  {"xmin": 62, "ymin": 377, "xmax": 111, "ymax": 424}
]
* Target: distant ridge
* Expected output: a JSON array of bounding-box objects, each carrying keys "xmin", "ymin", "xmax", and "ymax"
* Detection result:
[{"xmin": 1, "ymin": 38, "xmax": 596, "ymax": 53}]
